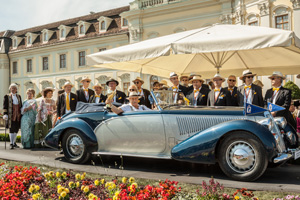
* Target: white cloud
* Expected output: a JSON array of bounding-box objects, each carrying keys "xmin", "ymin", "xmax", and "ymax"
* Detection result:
[{"xmin": 0, "ymin": 0, "xmax": 132, "ymax": 32}]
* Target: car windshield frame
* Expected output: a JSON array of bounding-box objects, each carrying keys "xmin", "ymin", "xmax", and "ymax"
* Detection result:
[{"xmin": 151, "ymin": 90, "xmax": 187, "ymax": 111}]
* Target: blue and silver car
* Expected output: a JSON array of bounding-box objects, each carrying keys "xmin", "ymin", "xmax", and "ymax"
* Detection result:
[{"xmin": 45, "ymin": 90, "xmax": 300, "ymax": 181}]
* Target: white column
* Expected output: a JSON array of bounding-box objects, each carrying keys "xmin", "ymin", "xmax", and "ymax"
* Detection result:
[{"xmin": 291, "ymin": 0, "xmax": 300, "ymax": 39}]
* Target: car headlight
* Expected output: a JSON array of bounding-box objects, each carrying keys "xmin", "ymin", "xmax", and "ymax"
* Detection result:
[
  {"xmin": 258, "ymin": 118, "xmax": 272, "ymax": 130},
  {"xmin": 274, "ymin": 117, "xmax": 287, "ymax": 129}
]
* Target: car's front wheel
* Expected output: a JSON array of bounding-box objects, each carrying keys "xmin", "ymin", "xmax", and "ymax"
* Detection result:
[
  {"xmin": 218, "ymin": 131, "xmax": 268, "ymax": 181},
  {"xmin": 62, "ymin": 129, "xmax": 90, "ymax": 164}
]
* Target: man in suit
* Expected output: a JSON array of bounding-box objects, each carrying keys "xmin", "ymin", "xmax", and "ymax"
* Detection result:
[
  {"xmin": 3, "ymin": 83, "xmax": 22, "ymax": 149},
  {"xmin": 76, "ymin": 76, "xmax": 94, "ymax": 103},
  {"xmin": 224, "ymin": 75, "xmax": 238, "ymax": 106},
  {"xmin": 133, "ymin": 77, "xmax": 151, "ymax": 108},
  {"xmin": 106, "ymin": 78, "xmax": 126, "ymax": 104},
  {"xmin": 168, "ymin": 72, "xmax": 188, "ymax": 101},
  {"xmin": 188, "ymin": 73, "xmax": 209, "ymax": 92},
  {"xmin": 89, "ymin": 82, "xmax": 106, "ymax": 103},
  {"xmin": 180, "ymin": 75, "xmax": 189, "ymax": 88},
  {"xmin": 207, "ymin": 74, "xmax": 231, "ymax": 106},
  {"xmin": 264, "ymin": 71, "xmax": 296, "ymax": 128},
  {"xmin": 186, "ymin": 76, "xmax": 210, "ymax": 106},
  {"xmin": 57, "ymin": 82, "xmax": 78, "ymax": 117},
  {"xmin": 237, "ymin": 70, "xmax": 264, "ymax": 107}
]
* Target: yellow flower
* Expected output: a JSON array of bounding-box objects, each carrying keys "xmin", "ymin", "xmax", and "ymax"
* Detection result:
[
  {"xmin": 129, "ymin": 177, "xmax": 135, "ymax": 183},
  {"xmin": 234, "ymin": 196, "xmax": 240, "ymax": 200},
  {"xmin": 56, "ymin": 172, "xmax": 61, "ymax": 178},
  {"xmin": 62, "ymin": 172, "xmax": 67, "ymax": 177},
  {"xmin": 114, "ymin": 191, "xmax": 120, "ymax": 196},
  {"xmin": 68, "ymin": 181, "xmax": 74, "ymax": 188},
  {"xmin": 49, "ymin": 171, "xmax": 54, "ymax": 176},
  {"xmin": 81, "ymin": 175, "xmax": 85, "ymax": 180},
  {"xmin": 94, "ymin": 179, "xmax": 100, "ymax": 186},
  {"xmin": 131, "ymin": 182, "xmax": 138, "ymax": 189},
  {"xmin": 57, "ymin": 187, "xmax": 63, "ymax": 194},
  {"xmin": 35, "ymin": 185, "xmax": 40, "ymax": 191},
  {"xmin": 57, "ymin": 184, "xmax": 62, "ymax": 189},
  {"xmin": 81, "ymin": 185, "xmax": 85, "ymax": 190},
  {"xmin": 76, "ymin": 181, "xmax": 80, "ymax": 188},
  {"xmin": 32, "ymin": 194, "xmax": 40, "ymax": 200},
  {"xmin": 100, "ymin": 179, "xmax": 105, "ymax": 184},
  {"xmin": 88, "ymin": 193, "xmax": 95, "ymax": 199},
  {"xmin": 75, "ymin": 173, "xmax": 81, "ymax": 180},
  {"xmin": 61, "ymin": 191, "xmax": 67, "ymax": 197},
  {"xmin": 105, "ymin": 182, "xmax": 109, "ymax": 188},
  {"xmin": 113, "ymin": 196, "xmax": 118, "ymax": 200},
  {"xmin": 83, "ymin": 186, "xmax": 89, "ymax": 193},
  {"xmin": 28, "ymin": 187, "xmax": 34, "ymax": 193},
  {"xmin": 122, "ymin": 177, "xmax": 127, "ymax": 184},
  {"xmin": 65, "ymin": 188, "xmax": 70, "ymax": 193}
]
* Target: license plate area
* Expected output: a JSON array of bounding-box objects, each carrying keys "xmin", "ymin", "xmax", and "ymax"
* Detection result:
[{"xmin": 294, "ymin": 149, "xmax": 300, "ymax": 160}]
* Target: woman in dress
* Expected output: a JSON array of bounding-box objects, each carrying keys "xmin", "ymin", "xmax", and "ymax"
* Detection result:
[
  {"xmin": 34, "ymin": 87, "xmax": 56, "ymax": 147},
  {"xmin": 20, "ymin": 88, "xmax": 37, "ymax": 149}
]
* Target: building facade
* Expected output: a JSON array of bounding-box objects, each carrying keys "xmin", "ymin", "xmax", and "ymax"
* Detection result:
[{"xmin": 0, "ymin": 0, "xmax": 299, "ymax": 108}]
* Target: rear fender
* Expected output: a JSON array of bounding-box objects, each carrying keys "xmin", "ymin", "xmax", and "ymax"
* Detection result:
[
  {"xmin": 171, "ymin": 120, "xmax": 277, "ymax": 164},
  {"xmin": 45, "ymin": 118, "xmax": 98, "ymax": 152}
]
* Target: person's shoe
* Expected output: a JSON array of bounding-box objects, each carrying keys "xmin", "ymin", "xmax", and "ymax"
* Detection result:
[
  {"xmin": 13, "ymin": 143, "xmax": 19, "ymax": 148},
  {"xmin": 10, "ymin": 144, "xmax": 14, "ymax": 149}
]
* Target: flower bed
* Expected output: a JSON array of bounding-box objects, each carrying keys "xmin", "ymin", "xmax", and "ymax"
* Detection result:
[{"xmin": 0, "ymin": 162, "xmax": 298, "ymax": 200}]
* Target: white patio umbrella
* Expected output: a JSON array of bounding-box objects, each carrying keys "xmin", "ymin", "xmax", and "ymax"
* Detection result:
[{"xmin": 86, "ymin": 24, "xmax": 300, "ymax": 78}]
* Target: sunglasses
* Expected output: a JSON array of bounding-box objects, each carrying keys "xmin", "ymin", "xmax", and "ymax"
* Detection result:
[
  {"xmin": 246, "ymin": 76, "xmax": 254, "ymax": 79},
  {"xmin": 129, "ymin": 89, "xmax": 136, "ymax": 91},
  {"xmin": 86, "ymin": 81, "xmax": 90, "ymax": 83},
  {"xmin": 228, "ymin": 79, "xmax": 236, "ymax": 82},
  {"xmin": 134, "ymin": 81, "xmax": 140, "ymax": 84}
]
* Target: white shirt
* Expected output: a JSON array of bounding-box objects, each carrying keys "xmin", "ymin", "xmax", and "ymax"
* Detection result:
[
  {"xmin": 11, "ymin": 93, "xmax": 19, "ymax": 105},
  {"xmin": 95, "ymin": 93, "xmax": 101, "ymax": 103},
  {"xmin": 244, "ymin": 84, "xmax": 252, "ymax": 104},
  {"xmin": 64, "ymin": 92, "xmax": 71, "ymax": 114},
  {"xmin": 172, "ymin": 84, "xmax": 180, "ymax": 103},
  {"xmin": 272, "ymin": 86, "xmax": 282, "ymax": 104},
  {"xmin": 193, "ymin": 87, "xmax": 201, "ymax": 106},
  {"xmin": 214, "ymin": 87, "xmax": 222, "ymax": 101},
  {"xmin": 119, "ymin": 103, "xmax": 151, "ymax": 112},
  {"xmin": 83, "ymin": 87, "xmax": 89, "ymax": 101},
  {"xmin": 137, "ymin": 88, "xmax": 144, "ymax": 97}
]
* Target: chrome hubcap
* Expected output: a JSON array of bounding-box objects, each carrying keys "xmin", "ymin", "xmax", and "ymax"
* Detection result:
[
  {"xmin": 226, "ymin": 141, "xmax": 256, "ymax": 173},
  {"xmin": 66, "ymin": 134, "xmax": 84, "ymax": 158}
]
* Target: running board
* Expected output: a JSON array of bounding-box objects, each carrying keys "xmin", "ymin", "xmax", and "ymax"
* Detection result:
[{"xmin": 92, "ymin": 152, "xmax": 171, "ymax": 159}]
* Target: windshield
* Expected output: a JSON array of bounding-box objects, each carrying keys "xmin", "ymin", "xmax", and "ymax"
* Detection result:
[{"xmin": 151, "ymin": 90, "xmax": 187, "ymax": 108}]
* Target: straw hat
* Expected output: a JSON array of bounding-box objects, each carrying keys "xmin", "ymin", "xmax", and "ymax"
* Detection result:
[
  {"xmin": 132, "ymin": 77, "xmax": 144, "ymax": 84},
  {"xmin": 159, "ymin": 80, "xmax": 168, "ymax": 86},
  {"xmin": 239, "ymin": 70, "xmax": 256, "ymax": 80},
  {"xmin": 170, "ymin": 72, "xmax": 178, "ymax": 78},
  {"xmin": 189, "ymin": 76, "xmax": 204, "ymax": 83},
  {"xmin": 42, "ymin": 87, "xmax": 54, "ymax": 96},
  {"xmin": 93, "ymin": 82, "xmax": 103, "ymax": 89},
  {"xmin": 126, "ymin": 91, "xmax": 141, "ymax": 100},
  {"xmin": 80, "ymin": 76, "xmax": 91, "ymax": 83},
  {"xmin": 211, "ymin": 73, "xmax": 225, "ymax": 82},
  {"xmin": 62, "ymin": 81, "xmax": 74, "ymax": 89},
  {"xmin": 268, "ymin": 71, "xmax": 286, "ymax": 80},
  {"xmin": 180, "ymin": 75, "xmax": 189, "ymax": 81},
  {"xmin": 106, "ymin": 78, "xmax": 119, "ymax": 86}
]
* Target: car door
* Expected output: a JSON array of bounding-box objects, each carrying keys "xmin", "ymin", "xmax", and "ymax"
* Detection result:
[{"xmin": 94, "ymin": 111, "xmax": 166, "ymax": 155}]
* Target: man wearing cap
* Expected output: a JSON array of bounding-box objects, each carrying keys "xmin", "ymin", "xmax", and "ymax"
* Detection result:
[
  {"xmin": 57, "ymin": 82, "xmax": 78, "ymax": 117},
  {"xmin": 186, "ymin": 76, "xmax": 210, "ymax": 106},
  {"xmin": 106, "ymin": 78, "xmax": 126, "ymax": 104},
  {"xmin": 168, "ymin": 72, "xmax": 188, "ymax": 102},
  {"xmin": 133, "ymin": 77, "xmax": 151, "ymax": 108},
  {"xmin": 3, "ymin": 83, "xmax": 22, "ymax": 149},
  {"xmin": 89, "ymin": 83, "xmax": 106, "ymax": 103},
  {"xmin": 207, "ymin": 74, "xmax": 231, "ymax": 106},
  {"xmin": 106, "ymin": 92, "xmax": 151, "ymax": 114},
  {"xmin": 224, "ymin": 75, "xmax": 238, "ymax": 106},
  {"xmin": 76, "ymin": 76, "xmax": 94, "ymax": 103},
  {"xmin": 237, "ymin": 70, "xmax": 264, "ymax": 107},
  {"xmin": 264, "ymin": 71, "xmax": 296, "ymax": 128}
]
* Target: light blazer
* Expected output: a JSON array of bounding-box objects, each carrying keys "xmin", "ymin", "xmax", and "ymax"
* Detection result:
[
  {"xmin": 237, "ymin": 83, "xmax": 264, "ymax": 107},
  {"xmin": 57, "ymin": 93, "xmax": 78, "ymax": 117},
  {"xmin": 186, "ymin": 87, "xmax": 210, "ymax": 106},
  {"xmin": 207, "ymin": 88, "xmax": 232, "ymax": 106}
]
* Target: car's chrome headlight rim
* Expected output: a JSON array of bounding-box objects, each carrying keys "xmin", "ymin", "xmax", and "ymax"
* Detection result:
[
  {"xmin": 274, "ymin": 117, "xmax": 287, "ymax": 129},
  {"xmin": 258, "ymin": 118, "xmax": 272, "ymax": 130}
]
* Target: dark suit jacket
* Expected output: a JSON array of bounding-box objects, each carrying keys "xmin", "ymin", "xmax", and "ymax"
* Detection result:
[
  {"xmin": 237, "ymin": 84, "xmax": 264, "ymax": 107},
  {"xmin": 224, "ymin": 87, "xmax": 238, "ymax": 106},
  {"xmin": 57, "ymin": 93, "xmax": 78, "ymax": 117},
  {"xmin": 3, "ymin": 94, "xmax": 22, "ymax": 128},
  {"xmin": 188, "ymin": 84, "xmax": 209, "ymax": 93},
  {"xmin": 264, "ymin": 87, "xmax": 296, "ymax": 128},
  {"xmin": 76, "ymin": 88, "xmax": 95, "ymax": 103},
  {"xmin": 186, "ymin": 87, "xmax": 210, "ymax": 106},
  {"xmin": 106, "ymin": 90, "xmax": 126, "ymax": 104},
  {"xmin": 207, "ymin": 88, "xmax": 231, "ymax": 106},
  {"xmin": 89, "ymin": 94, "xmax": 107, "ymax": 103},
  {"xmin": 139, "ymin": 88, "xmax": 151, "ymax": 108},
  {"xmin": 169, "ymin": 84, "xmax": 189, "ymax": 96}
]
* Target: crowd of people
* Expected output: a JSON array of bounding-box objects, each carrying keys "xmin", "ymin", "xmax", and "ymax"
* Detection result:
[{"xmin": 2, "ymin": 70, "xmax": 299, "ymax": 150}]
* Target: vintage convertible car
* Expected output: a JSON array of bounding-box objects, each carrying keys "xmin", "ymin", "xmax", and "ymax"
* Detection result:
[{"xmin": 45, "ymin": 91, "xmax": 300, "ymax": 181}]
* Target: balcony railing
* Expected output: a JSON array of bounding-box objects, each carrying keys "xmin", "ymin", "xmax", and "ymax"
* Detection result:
[{"xmin": 139, "ymin": 0, "xmax": 181, "ymax": 9}]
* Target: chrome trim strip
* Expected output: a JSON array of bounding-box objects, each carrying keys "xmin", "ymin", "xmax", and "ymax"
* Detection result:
[
  {"xmin": 273, "ymin": 153, "xmax": 292, "ymax": 163},
  {"xmin": 92, "ymin": 152, "xmax": 171, "ymax": 159}
]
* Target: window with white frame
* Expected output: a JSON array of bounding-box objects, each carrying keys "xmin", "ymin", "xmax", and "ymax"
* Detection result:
[
  {"xmin": 12, "ymin": 62, "xmax": 18, "ymax": 74},
  {"xmin": 276, "ymin": 14, "xmax": 289, "ymax": 30},
  {"xmin": 27, "ymin": 36, "xmax": 31, "ymax": 45},
  {"xmin": 246, "ymin": 13, "xmax": 259, "ymax": 26},
  {"xmin": 13, "ymin": 38, "xmax": 17, "ymax": 48},
  {"xmin": 79, "ymin": 25, "xmax": 84, "ymax": 34},
  {"xmin": 100, "ymin": 21, "xmax": 106, "ymax": 31},
  {"xmin": 79, "ymin": 51, "xmax": 86, "ymax": 66},
  {"xmin": 61, "ymin": 29, "xmax": 65, "ymax": 38},
  {"xmin": 27, "ymin": 59, "xmax": 32, "ymax": 73},
  {"xmin": 60, "ymin": 54, "xmax": 66, "ymax": 69},
  {"xmin": 273, "ymin": 6, "xmax": 291, "ymax": 30},
  {"xmin": 42, "ymin": 57, "xmax": 48, "ymax": 71},
  {"xmin": 123, "ymin": 18, "xmax": 128, "ymax": 27},
  {"xmin": 44, "ymin": 32, "xmax": 48, "ymax": 42},
  {"xmin": 249, "ymin": 21, "xmax": 258, "ymax": 26},
  {"xmin": 98, "ymin": 16, "xmax": 112, "ymax": 33}
]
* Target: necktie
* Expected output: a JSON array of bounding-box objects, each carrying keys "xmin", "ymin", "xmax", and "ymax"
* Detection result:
[
  {"xmin": 84, "ymin": 89, "xmax": 88, "ymax": 92},
  {"xmin": 95, "ymin": 95, "xmax": 100, "ymax": 98},
  {"xmin": 228, "ymin": 88, "xmax": 233, "ymax": 92},
  {"xmin": 273, "ymin": 88, "xmax": 279, "ymax": 91},
  {"xmin": 214, "ymin": 89, "xmax": 220, "ymax": 92},
  {"xmin": 66, "ymin": 93, "xmax": 70, "ymax": 111},
  {"xmin": 172, "ymin": 86, "xmax": 178, "ymax": 90},
  {"xmin": 244, "ymin": 86, "xmax": 251, "ymax": 89},
  {"xmin": 194, "ymin": 89, "xmax": 199, "ymax": 93}
]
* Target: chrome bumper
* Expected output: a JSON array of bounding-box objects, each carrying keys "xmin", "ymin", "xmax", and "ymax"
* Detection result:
[{"xmin": 273, "ymin": 148, "xmax": 300, "ymax": 163}]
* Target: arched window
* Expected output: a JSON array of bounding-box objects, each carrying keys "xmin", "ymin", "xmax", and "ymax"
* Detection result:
[
  {"xmin": 272, "ymin": 5, "xmax": 291, "ymax": 30},
  {"xmin": 44, "ymin": 32, "xmax": 48, "ymax": 41},
  {"xmin": 61, "ymin": 29, "xmax": 65, "ymax": 38},
  {"xmin": 101, "ymin": 21, "xmax": 106, "ymax": 30},
  {"xmin": 79, "ymin": 25, "xmax": 84, "ymax": 34},
  {"xmin": 27, "ymin": 36, "xmax": 31, "ymax": 45}
]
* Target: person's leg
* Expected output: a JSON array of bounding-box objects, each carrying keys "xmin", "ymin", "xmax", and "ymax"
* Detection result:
[{"xmin": 9, "ymin": 133, "xmax": 14, "ymax": 149}]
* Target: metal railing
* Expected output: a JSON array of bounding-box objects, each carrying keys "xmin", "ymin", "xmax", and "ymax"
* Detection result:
[{"xmin": 139, "ymin": 0, "xmax": 180, "ymax": 9}]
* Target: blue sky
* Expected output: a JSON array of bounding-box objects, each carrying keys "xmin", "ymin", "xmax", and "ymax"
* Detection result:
[{"xmin": 0, "ymin": 0, "xmax": 132, "ymax": 32}]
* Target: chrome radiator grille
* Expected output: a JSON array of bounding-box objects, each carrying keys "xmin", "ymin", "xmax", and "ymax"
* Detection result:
[{"xmin": 176, "ymin": 116, "xmax": 246, "ymax": 135}]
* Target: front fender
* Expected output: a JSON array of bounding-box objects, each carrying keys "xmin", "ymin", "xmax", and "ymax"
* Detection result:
[
  {"xmin": 171, "ymin": 120, "xmax": 277, "ymax": 164},
  {"xmin": 45, "ymin": 118, "xmax": 98, "ymax": 153}
]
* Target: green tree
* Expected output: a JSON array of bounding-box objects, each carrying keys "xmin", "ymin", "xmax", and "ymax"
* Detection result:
[{"xmin": 284, "ymin": 81, "xmax": 300, "ymax": 99}]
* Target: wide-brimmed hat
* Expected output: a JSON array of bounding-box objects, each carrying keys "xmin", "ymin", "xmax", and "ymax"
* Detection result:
[
  {"xmin": 93, "ymin": 82, "xmax": 103, "ymax": 89},
  {"xmin": 63, "ymin": 81, "xmax": 74, "ymax": 89},
  {"xmin": 126, "ymin": 91, "xmax": 141, "ymax": 99},
  {"xmin": 106, "ymin": 78, "xmax": 119, "ymax": 86},
  {"xmin": 189, "ymin": 76, "xmax": 204, "ymax": 83},
  {"xmin": 159, "ymin": 80, "xmax": 168, "ymax": 86},
  {"xmin": 132, "ymin": 77, "xmax": 144, "ymax": 84},
  {"xmin": 42, "ymin": 87, "xmax": 54, "ymax": 96},
  {"xmin": 239, "ymin": 70, "xmax": 256, "ymax": 80},
  {"xmin": 80, "ymin": 76, "xmax": 91, "ymax": 83},
  {"xmin": 211, "ymin": 73, "xmax": 225, "ymax": 82},
  {"xmin": 180, "ymin": 75, "xmax": 189, "ymax": 81},
  {"xmin": 170, "ymin": 72, "xmax": 178, "ymax": 78},
  {"xmin": 268, "ymin": 71, "xmax": 286, "ymax": 80}
]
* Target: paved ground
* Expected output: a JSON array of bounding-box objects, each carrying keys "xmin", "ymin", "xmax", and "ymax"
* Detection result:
[{"xmin": 0, "ymin": 142, "xmax": 299, "ymax": 193}]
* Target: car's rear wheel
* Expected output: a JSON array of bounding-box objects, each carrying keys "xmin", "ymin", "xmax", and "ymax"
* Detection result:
[
  {"xmin": 62, "ymin": 129, "xmax": 90, "ymax": 164},
  {"xmin": 218, "ymin": 131, "xmax": 268, "ymax": 181}
]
